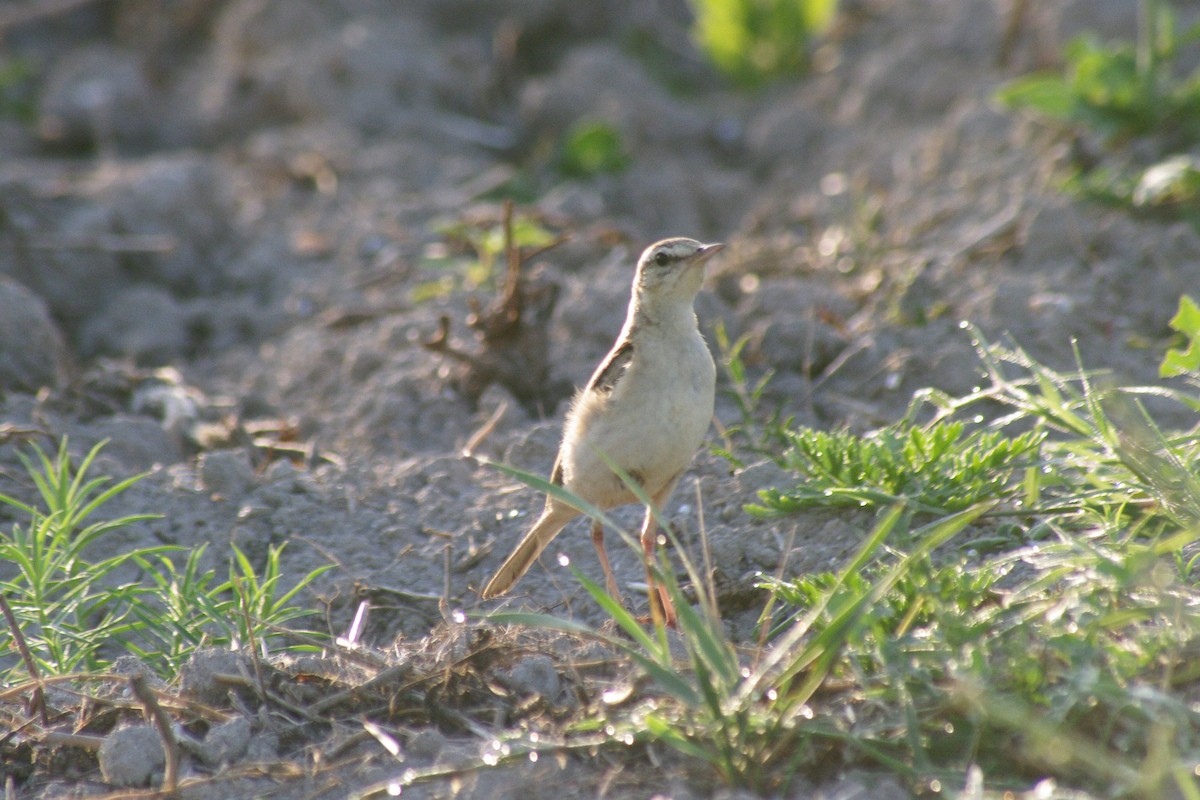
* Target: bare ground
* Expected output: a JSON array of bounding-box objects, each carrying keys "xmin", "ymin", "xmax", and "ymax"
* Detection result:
[{"xmin": 0, "ymin": 1, "xmax": 1193, "ymax": 797}]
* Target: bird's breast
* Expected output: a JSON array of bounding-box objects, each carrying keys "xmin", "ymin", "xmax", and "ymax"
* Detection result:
[{"xmin": 561, "ymin": 326, "xmax": 715, "ymax": 504}]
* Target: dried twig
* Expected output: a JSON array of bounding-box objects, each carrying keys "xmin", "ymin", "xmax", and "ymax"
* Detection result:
[
  {"xmin": 231, "ymin": 577, "xmax": 273, "ymax": 714},
  {"xmin": 461, "ymin": 400, "xmax": 508, "ymax": 457},
  {"xmin": 0, "ymin": 673, "xmax": 230, "ymax": 723},
  {"xmin": 0, "ymin": 424, "xmax": 49, "ymax": 447},
  {"xmin": 319, "ymin": 305, "xmax": 411, "ymax": 330},
  {"xmin": 423, "ymin": 315, "xmax": 490, "ymax": 370},
  {"xmin": 36, "ymin": 730, "xmax": 105, "ymax": 750},
  {"xmin": 216, "ymin": 669, "xmax": 322, "ymax": 724},
  {"xmin": 308, "ymin": 663, "xmax": 415, "ymax": 716},
  {"xmin": 998, "ymin": 0, "xmax": 1030, "ymax": 68},
  {"xmin": 0, "ymin": 593, "xmax": 47, "ymax": 725},
  {"xmin": 255, "ymin": 620, "xmax": 389, "ymax": 670},
  {"xmin": 129, "ymin": 674, "xmax": 179, "ymax": 793},
  {"xmin": 423, "ymin": 200, "xmax": 570, "ymax": 414},
  {"xmin": 24, "ymin": 233, "xmax": 176, "ymax": 254}
]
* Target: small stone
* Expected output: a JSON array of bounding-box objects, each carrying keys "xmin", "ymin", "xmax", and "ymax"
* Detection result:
[
  {"xmin": 0, "ymin": 276, "xmax": 70, "ymax": 394},
  {"xmin": 106, "ymin": 656, "xmax": 164, "ymax": 687},
  {"xmin": 195, "ymin": 717, "xmax": 251, "ymax": 766},
  {"xmin": 499, "ymin": 655, "xmax": 560, "ymax": 700},
  {"xmin": 131, "ymin": 373, "xmax": 203, "ymax": 441},
  {"xmin": 37, "ymin": 45, "xmax": 155, "ymax": 150},
  {"xmin": 407, "ymin": 728, "xmax": 447, "ymax": 760},
  {"xmin": 69, "ymin": 414, "xmax": 183, "ymax": 471},
  {"xmin": 198, "ymin": 450, "xmax": 256, "ymax": 498},
  {"xmin": 80, "ymin": 284, "xmax": 190, "ymax": 363},
  {"xmin": 244, "ymin": 730, "xmax": 279, "ymax": 762},
  {"xmin": 180, "ymin": 648, "xmax": 250, "ymax": 706},
  {"xmin": 98, "ymin": 725, "xmax": 164, "ymax": 787},
  {"xmin": 264, "ymin": 457, "xmax": 301, "ymax": 485}
]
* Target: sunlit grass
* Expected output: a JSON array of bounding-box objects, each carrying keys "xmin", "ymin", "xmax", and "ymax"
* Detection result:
[
  {"xmin": 0, "ymin": 439, "xmax": 330, "ymax": 681},
  {"xmin": 689, "ymin": 0, "xmax": 837, "ymax": 88},
  {"xmin": 751, "ymin": 421, "xmax": 1044, "ymax": 515},
  {"xmin": 997, "ymin": 0, "xmax": 1200, "ymax": 218},
  {"xmin": 487, "ymin": 320, "xmax": 1200, "ymax": 798}
]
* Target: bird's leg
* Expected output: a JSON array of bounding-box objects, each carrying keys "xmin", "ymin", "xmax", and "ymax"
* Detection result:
[
  {"xmin": 640, "ymin": 479, "xmax": 681, "ymax": 628},
  {"xmin": 591, "ymin": 519, "xmax": 623, "ymax": 603}
]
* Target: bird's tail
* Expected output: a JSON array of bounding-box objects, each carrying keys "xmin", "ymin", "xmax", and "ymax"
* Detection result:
[{"xmin": 481, "ymin": 507, "xmax": 576, "ymax": 598}]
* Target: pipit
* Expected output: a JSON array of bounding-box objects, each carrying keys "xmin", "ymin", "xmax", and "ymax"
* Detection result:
[{"xmin": 481, "ymin": 237, "xmax": 723, "ymax": 625}]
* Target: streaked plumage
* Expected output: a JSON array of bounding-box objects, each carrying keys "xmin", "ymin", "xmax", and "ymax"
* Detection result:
[{"xmin": 481, "ymin": 237, "xmax": 723, "ymax": 624}]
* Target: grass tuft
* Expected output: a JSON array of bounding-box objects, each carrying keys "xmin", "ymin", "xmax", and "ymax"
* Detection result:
[
  {"xmin": 0, "ymin": 438, "xmax": 330, "ymax": 681},
  {"xmin": 487, "ymin": 318, "xmax": 1200, "ymax": 796},
  {"xmin": 689, "ymin": 0, "xmax": 838, "ymax": 88},
  {"xmin": 752, "ymin": 421, "xmax": 1044, "ymax": 515},
  {"xmin": 997, "ymin": 0, "xmax": 1200, "ymax": 219}
]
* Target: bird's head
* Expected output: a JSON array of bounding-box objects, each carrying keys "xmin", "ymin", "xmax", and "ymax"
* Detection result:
[{"xmin": 633, "ymin": 237, "xmax": 724, "ymax": 301}]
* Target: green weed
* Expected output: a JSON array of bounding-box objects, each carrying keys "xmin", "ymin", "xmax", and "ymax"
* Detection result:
[
  {"xmin": 751, "ymin": 421, "xmax": 1044, "ymax": 515},
  {"xmin": 558, "ymin": 119, "xmax": 629, "ymax": 178},
  {"xmin": 0, "ymin": 439, "xmax": 331, "ymax": 680},
  {"xmin": 997, "ymin": 8, "xmax": 1200, "ymax": 143},
  {"xmin": 746, "ymin": 325, "xmax": 1200, "ymax": 795},
  {"xmin": 689, "ymin": 0, "xmax": 838, "ymax": 88},
  {"xmin": 128, "ymin": 542, "xmax": 330, "ymax": 671},
  {"xmin": 711, "ymin": 320, "xmax": 789, "ymax": 464},
  {"xmin": 998, "ymin": 0, "xmax": 1200, "ymax": 216},
  {"xmin": 482, "ymin": 452, "xmax": 982, "ymax": 787},
  {"xmin": 0, "ymin": 440, "xmax": 166, "ymax": 676},
  {"xmin": 0, "ymin": 57, "xmax": 36, "ymax": 123},
  {"xmin": 487, "ymin": 450, "xmax": 988, "ymax": 792},
  {"xmin": 1162, "ymin": 294, "xmax": 1200, "ymax": 377},
  {"xmin": 489, "ymin": 320, "xmax": 1200, "ymax": 795},
  {"xmin": 758, "ymin": 515, "xmax": 1200, "ymax": 795},
  {"xmin": 414, "ymin": 213, "xmax": 556, "ymax": 303}
]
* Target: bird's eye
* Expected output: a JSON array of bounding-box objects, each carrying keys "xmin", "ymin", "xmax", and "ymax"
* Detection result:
[{"xmin": 654, "ymin": 251, "xmax": 670, "ymax": 266}]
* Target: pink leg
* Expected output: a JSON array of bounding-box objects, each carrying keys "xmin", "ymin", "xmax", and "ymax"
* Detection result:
[
  {"xmin": 591, "ymin": 520, "xmax": 623, "ymax": 602},
  {"xmin": 640, "ymin": 477, "xmax": 681, "ymax": 627}
]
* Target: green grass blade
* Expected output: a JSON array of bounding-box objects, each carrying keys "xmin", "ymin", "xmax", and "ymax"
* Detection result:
[
  {"xmin": 643, "ymin": 712, "xmax": 715, "ymax": 762},
  {"xmin": 741, "ymin": 503, "xmax": 906, "ymax": 703}
]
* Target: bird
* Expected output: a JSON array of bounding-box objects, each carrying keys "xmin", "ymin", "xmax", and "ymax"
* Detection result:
[{"xmin": 481, "ymin": 237, "xmax": 723, "ymax": 625}]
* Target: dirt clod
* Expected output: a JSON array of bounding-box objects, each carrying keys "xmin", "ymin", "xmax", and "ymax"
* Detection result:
[{"xmin": 97, "ymin": 725, "xmax": 164, "ymax": 788}]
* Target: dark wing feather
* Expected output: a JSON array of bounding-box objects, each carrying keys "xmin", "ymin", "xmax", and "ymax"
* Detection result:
[{"xmin": 587, "ymin": 339, "xmax": 633, "ymax": 394}]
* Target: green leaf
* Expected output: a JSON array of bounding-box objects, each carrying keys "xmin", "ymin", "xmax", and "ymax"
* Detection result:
[
  {"xmin": 1161, "ymin": 295, "xmax": 1200, "ymax": 377},
  {"xmin": 644, "ymin": 712, "xmax": 714, "ymax": 761},
  {"xmin": 995, "ymin": 74, "xmax": 1076, "ymax": 118},
  {"xmin": 1133, "ymin": 155, "xmax": 1200, "ymax": 207},
  {"xmin": 689, "ymin": 0, "xmax": 836, "ymax": 87},
  {"xmin": 559, "ymin": 120, "xmax": 629, "ymax": 178}
]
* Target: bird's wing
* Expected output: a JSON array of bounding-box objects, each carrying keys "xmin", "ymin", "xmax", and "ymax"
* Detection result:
[{"xmin": 586, "ymin": 339, "xmax": 633, "ymax": 394}]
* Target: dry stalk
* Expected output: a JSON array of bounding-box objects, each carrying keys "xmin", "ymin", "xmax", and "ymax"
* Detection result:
[
  {"xmin": 0, "ymin": 593, "xmax": 47, "ymax": 725},
  {"xmin": 129, "ymin": 673, "xmax": 179, "ymax": 793}
]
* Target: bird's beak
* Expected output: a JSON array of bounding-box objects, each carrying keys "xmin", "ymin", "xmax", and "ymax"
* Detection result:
[{"xmin": 690, "ymin": 242, "xmax": 725, "ymax": 262}]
